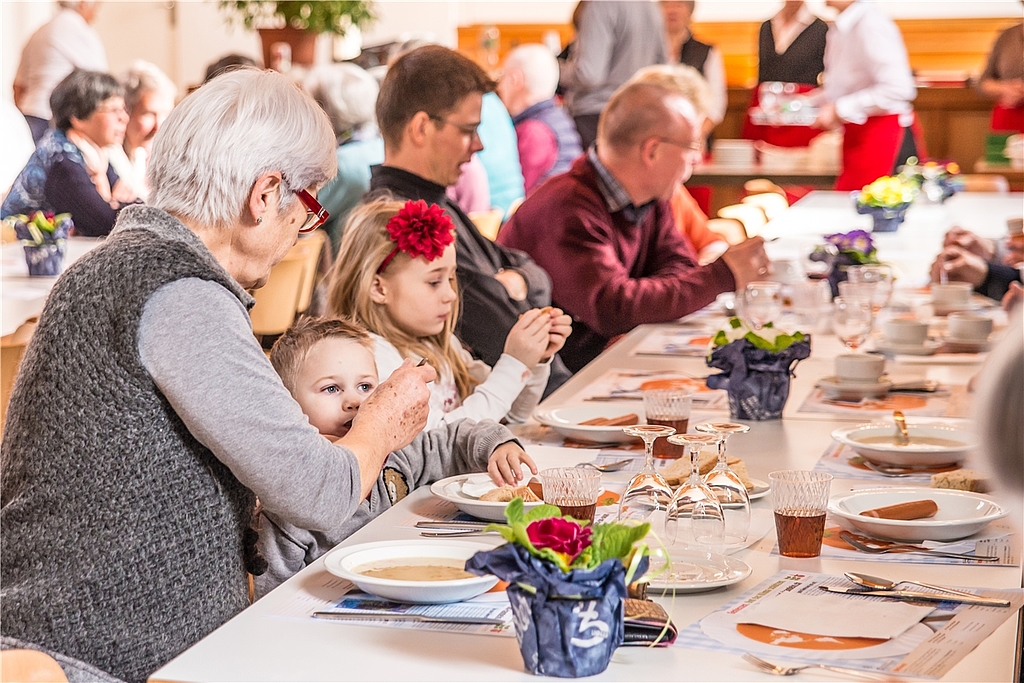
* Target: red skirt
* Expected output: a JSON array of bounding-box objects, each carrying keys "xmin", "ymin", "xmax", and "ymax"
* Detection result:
[
  {"xmin": 991, "ymin": 104, "xmax": 1024, "ymax": 134},
  {"xmin": 835, "ymin": 114, "xmax": 924, "ymax": 192}
]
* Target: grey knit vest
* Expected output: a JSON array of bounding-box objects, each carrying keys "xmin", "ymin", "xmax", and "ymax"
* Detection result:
[{"xmin": 1, "ymin": 206, "xmax": 256, "ymax": 682}]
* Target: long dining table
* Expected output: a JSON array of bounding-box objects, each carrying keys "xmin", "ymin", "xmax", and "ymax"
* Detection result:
[{"xmin": 149, "ymin": 305, "xmax": 1022, "ymax": 681}]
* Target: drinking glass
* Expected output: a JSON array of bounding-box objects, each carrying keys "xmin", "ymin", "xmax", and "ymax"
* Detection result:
[
  {"xmin": 617, "ymin": 425, "xmax": 675, "ymax": 523},
  {"xmin": 664, "ymin": 433, "xmax": 725, "ymax": 549},
  {"xmin": 743, "ymin": 281, "xmax": 782, "ymax": 330},
  {"xmin": 769, "ymin": 470, "xmax": 833, "ymax": 558},
  {"xmin": 694, "ymin": 422, "xmax": 751, "ymax": 546},
  {"xmin": 848, "ymin": 265, "xmax": 894, "ymax": 313},
  {"xmin": 833, "ymin": 296, "xmax": 873, "ymax": 351}
]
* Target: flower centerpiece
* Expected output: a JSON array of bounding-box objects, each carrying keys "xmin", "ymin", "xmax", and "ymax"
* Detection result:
[
  {"xmin": 898, "ymin": 156, "xmax": 963, "ymax": 203},
  {"xmin": 465, "ymin": 499, "xmax": 650, "ymax": 677},
  {"xmin": 5, "ymin": 211, "xmax": 74, "ymax": 276},
  {"xmin": 813, "ymin": 229, "xmax": 881, "ymax": 296},
  {"xmin": 852, "ymin": 175, "xmax": 916, "ymax": 233},
  {"xmin": 705, "ymin": 317, "xmax": 811, "ymax": 421}
]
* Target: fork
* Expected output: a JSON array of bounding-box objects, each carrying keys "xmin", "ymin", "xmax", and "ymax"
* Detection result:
[
  {"xmin": 839, "ymin": 531, "xmax": 1000, "ymax": 562},
  {"xmin": 742, "ymin": 653, "xmax": 890, "ymax": 680}
]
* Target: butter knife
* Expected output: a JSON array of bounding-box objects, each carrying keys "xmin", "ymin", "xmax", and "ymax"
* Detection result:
[
  {"xmin": 820, "ymin": 585, "xmax": 1010, "ymax": 607},
  {"xmin": 313, "ymin": 611, "xmax": 505, "ymax": 625}
]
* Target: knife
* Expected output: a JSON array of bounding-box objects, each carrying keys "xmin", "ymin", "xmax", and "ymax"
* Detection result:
[
  {"xmin": 313, "ymin": 611, "xmax": 505, "ymax": 625},
  {"xmin": 820, "ymin": 585, "xmax": 1011, "ymax": 607},
  {"xmin": 414, "ymin": 520, "xmax": 488, "ymax": 529}
]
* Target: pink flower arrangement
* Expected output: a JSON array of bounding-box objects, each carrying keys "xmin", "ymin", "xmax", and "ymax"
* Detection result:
[{"xmin": 526, "ymin": 517, "xmax": 593, "ymax": 564}]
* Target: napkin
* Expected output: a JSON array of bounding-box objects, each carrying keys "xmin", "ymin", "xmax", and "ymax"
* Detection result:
[
  {"xmin": 461, "ymin": 474, "xmax": 497, "ymax": 499},
  {"xmin": 737, "ymin": 590, "xmax": 934, "ymax": 639}
]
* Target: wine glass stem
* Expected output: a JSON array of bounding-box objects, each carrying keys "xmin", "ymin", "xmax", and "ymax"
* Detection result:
[
  {"xmin": 644, "ymin": 438, "xmax": 656, "ymax": 472},
  {"xmin": 717, "ymin": 435, "xmax": 728, "ymax": 466},
  {"xmin": 689, "ymin": 444, "xmax": 701, "ymax": 480}
]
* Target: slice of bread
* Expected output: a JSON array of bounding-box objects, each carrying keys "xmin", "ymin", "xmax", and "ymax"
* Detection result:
[
  {"xmin": 930, "ymin": 468, "xmax": 989, "ymax": 493},
  {"xmin": 661, "ymin": 451, "xmax": 754, "ymax": 490}
]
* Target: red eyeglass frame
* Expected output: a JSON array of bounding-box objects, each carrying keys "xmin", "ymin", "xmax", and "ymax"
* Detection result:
[{"xmin": 295, "ymin": 188, "xmax": 329, "ymax": 234}]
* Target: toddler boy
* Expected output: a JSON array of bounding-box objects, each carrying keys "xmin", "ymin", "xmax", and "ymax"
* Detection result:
[{"xmin": 256, "ymin": 317, "xmax": 536, "ymax": 597}]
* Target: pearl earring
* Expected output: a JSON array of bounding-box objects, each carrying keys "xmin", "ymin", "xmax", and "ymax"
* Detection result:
[{"xmin": 256, "ymin": 216, "xmax": 263, "ymax": 224}]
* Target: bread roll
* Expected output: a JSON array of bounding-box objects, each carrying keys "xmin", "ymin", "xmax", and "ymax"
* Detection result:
[{"xmin": 930, "ymin": 469, "xmax": 990, "ymax": 493}]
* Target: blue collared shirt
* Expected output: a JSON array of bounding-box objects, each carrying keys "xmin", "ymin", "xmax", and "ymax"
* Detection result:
[{"xmin": 586, "ymin": 146, "xmax": 655, "ymax": 225}]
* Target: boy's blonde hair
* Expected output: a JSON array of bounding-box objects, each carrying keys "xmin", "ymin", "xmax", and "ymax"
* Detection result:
[
  {"xmin": 327, "ymin": 198, "xmax": 477, "ymax": 399},
  {"xmin": 270, "ymin": 316, "xmax": 375, "ymax": 394}
]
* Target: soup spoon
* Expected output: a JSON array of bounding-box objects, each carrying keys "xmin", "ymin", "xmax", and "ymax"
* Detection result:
[{"xmin": 845, "ymin": 571, "xmax": 987, "ymax": 600}]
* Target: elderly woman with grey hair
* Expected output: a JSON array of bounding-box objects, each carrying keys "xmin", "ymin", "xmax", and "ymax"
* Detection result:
[
  {"xmin": 108, "ymin": 60, "xmax": 177, "ymax": 200},
  {"xmin": 304, "ymin": 62, "xmax": 384, "ymax": 255},
  {"xmin": 2, "ymin": 68, "xmax": 133, "ymax": 236},
  {"xmin": 0, "ymin": 68, "xmax": 433, "ymax": 682}
]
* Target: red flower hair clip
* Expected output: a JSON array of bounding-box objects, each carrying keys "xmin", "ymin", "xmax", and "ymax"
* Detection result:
[{"xmin": 376, "ymin": 200, "xmax": 456, "ymax": 274}]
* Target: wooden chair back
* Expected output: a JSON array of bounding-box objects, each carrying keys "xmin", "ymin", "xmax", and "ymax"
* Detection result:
[
  {"xmin": 0, "ymin": 649, "xmax": 68, "ymax": 682},
  {"xmin": 249, "ymin": 231, "xmax": 325, "ymax": 337},
  {"xmin": 961, "ymin": 174, "xmax": 1009, "ymax": 193},
  {"xmin": 741, "ymin": 192, "xmax": 789, "ymax": 221},
  {"xmin": 717, "ymin": 204, "xmax": 768, "ymax": 238},
  {"xmin": 706, "ymin": 218, "xmax": 748, "ymax": 246},
  {"xmin": 468, "ymin": 209, "xmax": 504, "ymax": 241},
  {"xmin": 1, "ymin": 320, "xmax": 37, "ymax": 438}
]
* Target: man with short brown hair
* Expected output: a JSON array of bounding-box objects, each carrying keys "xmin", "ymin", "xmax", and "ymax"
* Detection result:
[
  {"xmin": 500, "ymin": 81, "xmax": 769, "ymax": 371},
  {"xmin": 367, "ymin": 45, "xmax": 570, "ymax": 394}
]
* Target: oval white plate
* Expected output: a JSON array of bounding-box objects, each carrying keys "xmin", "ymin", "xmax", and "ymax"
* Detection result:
[
  {"xmin": 644, "ymin": 548, "xmax": 751, "ymax": 594},
  {"xmin": 533, "ymin": 403, "xmax": 643, "ymax": 444},
  {"xmin": 832, "ymin": 422, "xmax": 975, "ymax": 467},
  {"xmin": 430, "ymin": 473, "xmax": 545, "ymax": 522},
  {"xmin": 828, "ymin": 487, "xmax": 1006, "ymax": 541},
  {"xmin": 322, "ymin": 540, "xmax": 498, "ymax": 604}
]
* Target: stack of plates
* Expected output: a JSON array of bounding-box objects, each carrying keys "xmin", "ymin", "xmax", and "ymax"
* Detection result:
[{"xmin": 712, "ymin": 140, "xmax": 755, "ymax": 168}]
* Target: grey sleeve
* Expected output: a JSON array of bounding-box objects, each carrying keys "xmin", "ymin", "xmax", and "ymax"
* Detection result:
[
  {"xmin": 137, "ymin": 278, "xmax": 362, "ymax": 531},
  {"xmin": 568, "ymin": 2, "xmax": 616, "ymax": 89},
  {"xmin": 386, "ymin": 418, "xmax": 519, "ymax": 489}
]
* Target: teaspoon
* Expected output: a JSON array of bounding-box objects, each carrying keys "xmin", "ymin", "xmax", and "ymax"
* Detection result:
[
  {"xmin": 845, "ymin": 571, "xmax": 984, "ymax": 600},
  {"xmin": 892, "ymin": 410, "xmax": 910, "ymax": 445}
]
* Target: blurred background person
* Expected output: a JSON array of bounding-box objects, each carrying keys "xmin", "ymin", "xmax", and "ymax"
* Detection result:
[
  {"xmin": 109, "ymin": 60, "xmax": 176, "ymax": 201},
  {"xmin": 978, "ymin": 16, "xmax": 1024, "ymax": 134},
  {"xmin": 742, "ymin": 0, "xmax": 828, "ymax": 148},
  {"xmin": 304, "ymin": 62, "xmax": 385, "ymax": 255},
  {"xmin": 3, "ymin": 69, "xmax": 133, "ymax": 237},
  {"xmin": 813, "ymin": 0, "xmax": 921, "ymax": 192},
  {"xmin": 661, "ymin": 1, "xmax": 725, "ymax": 142},
  {"xmin": 203, "ymin": 53, "xmax": 259, "ymax": 84},
  {"xmin": 13, "ymin": 0, "xmax": 107, "ymax": 143},
  {"xmin": 930, "ymin": 222, "xmax": 1024, "ymax": 303},
  {"xmin": 1, "ymin": 101, "xmax": 36, "ymax": 198},
  {"xmin": 561, "ymin": 0, "xmax": 666, "ymax": 148},
  {"xmin": 497, "ymin": 44, "xmax": 582, "ymax": 196}
]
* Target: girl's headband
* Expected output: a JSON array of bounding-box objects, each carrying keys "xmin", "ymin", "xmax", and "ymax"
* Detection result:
[{"xmin": 376, "ymin": 199, "xmax": 456, "ymax": 274}]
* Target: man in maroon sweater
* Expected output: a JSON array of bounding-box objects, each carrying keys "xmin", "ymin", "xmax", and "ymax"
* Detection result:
[{"xmin": 499, "ymin": 81, "xmax": 769, "ymax": 372}]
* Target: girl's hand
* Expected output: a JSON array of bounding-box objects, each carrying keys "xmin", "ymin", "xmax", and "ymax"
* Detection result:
[
  {"xmin": 504, "ymin": 308, "xmax": 551, "ymax": 368},
  {"xmin": 541, "ymin": 307, "xmax": 572, "ymax": 361},
  {"xmin": 487, "ymin": 442, "xmax": 538, "ymax": 486}
]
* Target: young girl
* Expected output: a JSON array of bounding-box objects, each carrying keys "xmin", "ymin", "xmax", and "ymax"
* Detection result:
[{"xmin": 328, "ymin": 198, "xmax": 571, "ymax": 429}]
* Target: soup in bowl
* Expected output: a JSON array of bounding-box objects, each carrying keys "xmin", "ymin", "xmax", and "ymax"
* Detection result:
[{"xmin": 831, "ymin": 422, "xmax": 975, "ymax": 467}]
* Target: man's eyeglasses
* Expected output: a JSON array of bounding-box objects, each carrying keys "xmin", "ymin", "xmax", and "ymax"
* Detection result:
[
  {"xmin": 431, "ymin": 116, "xmax": 481, "ymax": 140},
  {"xmin": 656, "ymin": 137, "xmax": 704, "ymax": 155},
  {"xmin": 295, "ymin": 188, "xmax": 329, "ymax": 234}
]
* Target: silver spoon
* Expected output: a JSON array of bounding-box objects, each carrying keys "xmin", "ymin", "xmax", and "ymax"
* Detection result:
[
  {"xmin": 893, "ymin": 410, "xmax": 910, "ymax": 446},
  {"xmin": 845, "ymin": 571, "xmax": 989, "ymax": 600},
  {"xmin": 576, "ymin": 458, "xmax": 632, "ymax": 473}
]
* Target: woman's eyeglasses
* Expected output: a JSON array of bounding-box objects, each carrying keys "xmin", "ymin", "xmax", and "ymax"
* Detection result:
[{"xmin": 295, "ymin": 188, "xmax": 329, "ymax": 234}]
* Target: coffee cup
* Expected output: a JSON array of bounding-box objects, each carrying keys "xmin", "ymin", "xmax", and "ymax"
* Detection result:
[
  {"xmin": 946, "ymin": 312, "xmax": 993, "ymax": 341},
  {"xmin": 930, "ymin": 282, "xmax": 972, "ymax": 310},
  {"xmin": 835, "ymin": 354, "xmax": 885, "ymax": 383},
  {"xmin": 882, "ymin": 318, "xmax": 929, "ymax": 346}
]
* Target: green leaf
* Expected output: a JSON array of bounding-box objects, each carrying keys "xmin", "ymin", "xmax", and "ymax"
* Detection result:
[
  {"xmin": 711, "ymin": 330, "xmax": 730, "ymax": 347},
  {"xmin": 743, "ymin": 331, "xmax": 775, "ymax": 351},
  {"xmin": 504, "ymin": 497, "xmax": 525, "ymax": 525},
  {"xmin": 522, "ymin": 503, "xmax": 561, "ymax": 523},
  {"xmin": 729, "ymin": 317, "xmax": 743, "ymax": 329},
  {"xmin": 584, "ymin": 521, "xmax": 650, "ymax": 568}
]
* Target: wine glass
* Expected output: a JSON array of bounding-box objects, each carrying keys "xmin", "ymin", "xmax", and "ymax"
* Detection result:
[
  {"xmin": 833, "ymin": 296, "xmax": 873, "ymax": 351},
  {"xmin": 618, "ymin": 425, "xmax": 676, "ymax": 523},
  {"xmin": 694, "ymin": 422, "xmax": 751, "ymax": 547},
  {"xmin": 664, "ymin": 433, "xmax": 725, "ymax": 550},
  {"xmin": 848, "ymin": 265, "xmax": 894, "ymax": 313},
  {"xmin": 743, "ymin": 281, "xmax": 782, "ymax": 330}
]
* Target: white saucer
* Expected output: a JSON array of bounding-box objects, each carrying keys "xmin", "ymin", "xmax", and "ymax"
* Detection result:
[
  {"xmin": 932, "ymin": 301, "xmax": 973, "ymax": 316},
  {"xmin": 942, "ymin": 335, "xmax": 991, "ymax": 353},
  {"xmin": 874, "ymin": 338, "xmax": 943, "ymax": 356},
  {"xmin": 817, "ymin": 376, "xmax": 893, "ymax": 400},
  {"xmin": 644, "ymin": 549, "xmax": 751, "ymax": 594}
]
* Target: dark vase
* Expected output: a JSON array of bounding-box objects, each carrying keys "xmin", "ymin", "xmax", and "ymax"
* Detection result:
[
  {"xmin": 23, "ymin": 242, "xmax": 65, "ymax": 276},
  {"xmin": 852, "ymin": 195, "xmax": 910, "ymax": 234},
  {"xmin": 706, "ymin": 339, "xmax": 812, "ymax": 421}
]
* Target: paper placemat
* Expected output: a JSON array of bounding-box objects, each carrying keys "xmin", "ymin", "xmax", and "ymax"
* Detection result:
[
  {"xmin": 575, "ymin": 369, "xmax": 729, "ymax": 411},
  {"xmin": 797, "ymin": 385, "xmax": 968, "ymax": 419},
  {"xmin": 630, "ymin": 328, "xmax": 714, "ymax": 357},
  {"xmin": 813, "ymin": 441, "xmax": 952, "ymax": 484},
  {"xmin": 674, "ymin": 570, "xmax": 1024, "ymax": 678}
]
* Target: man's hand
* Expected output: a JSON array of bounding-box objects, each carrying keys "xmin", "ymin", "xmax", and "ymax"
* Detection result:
[
  {"xmin": 943, "ymin": 227, "xmax": 996, "ymax": 261},
  {"xmin": 494, "ymin": 268, "xmax": 528, "ymax": 301},
  {"xmin": 487, "ymin": 442, "xmax": 538, "ymax": 486},
  {"xmin": 720, "ymin": 236, "xmax": 771, "ymax": 292},
  {"xmin": 930, "ymin": 247, "xmax": 988, "ymax": 288},
  {"xmin": 1002, "ymin": 282, "xmax": 1023, "ymax": 313}
]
